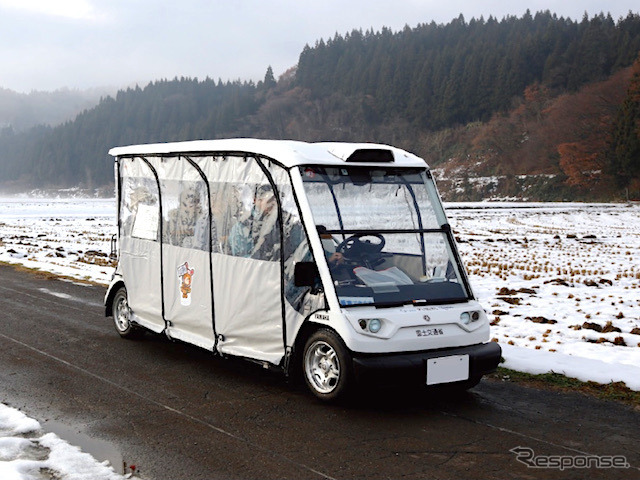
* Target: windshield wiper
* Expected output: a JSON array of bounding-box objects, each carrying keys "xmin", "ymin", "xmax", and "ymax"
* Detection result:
[
  {"xmin": 342, "ymin": 298, "xmax": 466, "ymax": 309},
  {"xmin": 372, "ymin": 298, "xmax": 463, "ymax": 309},
  {"xmin": 373, "ymin": 300, "xmax": 415, "ymax": 309}
]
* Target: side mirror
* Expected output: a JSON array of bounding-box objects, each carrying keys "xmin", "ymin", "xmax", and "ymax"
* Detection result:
[{"xmin": 294, "ymin": 261, "xmax": 319, "ymax": 287}]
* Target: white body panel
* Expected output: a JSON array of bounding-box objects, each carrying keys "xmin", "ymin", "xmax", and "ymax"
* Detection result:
[
  {"xmin": 212, "ymin": 253, "xmax": 283, "ymax": 363},
  {"xmin": 339, "ymin": 301, "xmax": 489, "ymax": 353},
  {"xmin": 163, "ymin": 246, "xmax": 214, "ymax": 350},
  {"xmin": 119, "ymin": 236, "xmax": 165, "ymax": 333}
]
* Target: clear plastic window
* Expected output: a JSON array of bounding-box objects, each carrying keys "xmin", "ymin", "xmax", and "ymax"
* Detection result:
[
  {"xmin": 161, "ymin": 180, "xmax": 210, "ymax": 251},
  {"xmin": 120, "ymin": 176, "xmax": 160, "ymax": 241},
  {"xmin": 227, "ymin": 182, "xmax": 281, "ymax": 261},
  {"xmin": 300, "ymin": 166, "xmax": 470, "ymax": 307}
]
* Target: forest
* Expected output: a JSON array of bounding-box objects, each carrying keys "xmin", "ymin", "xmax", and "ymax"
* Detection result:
[{"xmin": 0, "ymin": 10, "xmax": 639, "ymax": 200}]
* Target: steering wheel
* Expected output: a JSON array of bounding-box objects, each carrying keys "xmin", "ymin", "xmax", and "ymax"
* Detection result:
[{"xmin": 336, "ymin": 234, "xmax": 386, "ymax": 263}]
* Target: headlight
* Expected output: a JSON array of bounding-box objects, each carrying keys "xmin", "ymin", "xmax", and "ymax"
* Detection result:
[
  {"xmin": 460, "ymin": 311, "xmax": 482, "ymax": 325},
  {"xmin": 368, "ymin": 318, "xmax": 382, "ymax": 333},
  {"xmin": 358, "ymin": 318, "xmax": 383, "ymax": 334}
]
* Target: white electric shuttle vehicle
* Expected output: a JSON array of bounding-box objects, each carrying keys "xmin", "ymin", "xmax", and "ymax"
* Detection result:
[{"xmin": 105, "ymin": 139, "xmax": 501, "ymax": 401}]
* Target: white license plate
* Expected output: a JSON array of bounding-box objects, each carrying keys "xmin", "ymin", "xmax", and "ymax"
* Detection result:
[{"xmin": 426, "ymin": 355, "xmax": 469, "ymax": 385}]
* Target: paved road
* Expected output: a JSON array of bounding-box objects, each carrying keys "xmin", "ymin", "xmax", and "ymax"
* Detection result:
[{"xmin": 0, "ymin": 264, "xmax": 638, "ymax": 480}]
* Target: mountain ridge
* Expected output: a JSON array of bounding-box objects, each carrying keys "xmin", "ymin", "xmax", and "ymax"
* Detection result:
[{"xmin": 1, "ymin": 11, "xmax": 639, "ymax": 200}]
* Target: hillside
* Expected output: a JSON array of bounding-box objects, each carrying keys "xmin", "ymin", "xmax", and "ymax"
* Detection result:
[
  {"xmin": 0, "ymin": 87, "xmax": 112, "ymax": 132},
  {"xmin": 295, "ymin": 11, "xmax": 640, "ymax": 130},
  {"xmin": 1, "ymin": 11, "xmax": 639, "ymax": 200},
  {"xmin": 430, "ymin": 59, "xmax": 640, "ymax": 201}
]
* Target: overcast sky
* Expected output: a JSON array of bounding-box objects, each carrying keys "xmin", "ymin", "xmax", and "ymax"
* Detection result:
[{"xmin": 0, "ymin": 0, "xmax": 637, "ymax": 93}]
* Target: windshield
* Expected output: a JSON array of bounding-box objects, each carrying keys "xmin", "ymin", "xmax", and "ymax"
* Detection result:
[{"xmin": 300, "ymin": 166, "xmax": 471, "ymax": 307}]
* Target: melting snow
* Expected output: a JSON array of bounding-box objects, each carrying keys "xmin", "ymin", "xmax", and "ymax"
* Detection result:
[{"xmin": 0, "ymin": 403, "xmax": 126, "ymax": 479}]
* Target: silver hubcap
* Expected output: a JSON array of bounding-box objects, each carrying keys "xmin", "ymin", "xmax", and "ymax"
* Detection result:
[
  {"xmin": 114, "ymin": 295, "xmax": 130, "ymax": 332},
  {"xmin": 305, "ymin": 340, "xmax": 340, "ymax": 394}
]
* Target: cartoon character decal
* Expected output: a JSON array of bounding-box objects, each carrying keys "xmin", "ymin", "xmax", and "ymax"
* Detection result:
[{"xmin": 177, "ymin": 262, "xmax": 195, "ymax": 306}]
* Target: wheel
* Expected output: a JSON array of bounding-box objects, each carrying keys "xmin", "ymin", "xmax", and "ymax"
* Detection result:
[
  {"xmin": 336, "ymin": 233, "xmax": 385, "ymax": 258},
  {"xmin": 111, "ymin": 286, "xmax": 144, "ymax": 339},
  {"xmin": 303, "ymin": 329, "xmax": 352, "ymax": 401}
]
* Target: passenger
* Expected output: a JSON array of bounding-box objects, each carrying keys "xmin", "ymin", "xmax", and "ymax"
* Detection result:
[
  {"xmin": 208, "ymin": 186, "xmax": 228, "ymax": 254},
  {"xmin": 229, "ymin": 185, "xmax": 282, "ymax": 260},
  {"xmin": 166, "ymin": 185, "xmax": 213, "ymax": 250}
]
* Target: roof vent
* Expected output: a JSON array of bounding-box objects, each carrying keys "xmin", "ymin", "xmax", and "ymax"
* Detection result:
[
  {"xmin": 326, "ymin": 145, "xmax": 396, "ymax": 163},
  {"xmin": 347, "ymin": 148, "xmax": 394, "ymax": 163}
]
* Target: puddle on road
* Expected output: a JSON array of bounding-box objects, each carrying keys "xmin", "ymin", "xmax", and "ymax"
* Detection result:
[{"xmin": 43, "ymin": 420, "xmax": 125, "ymax": 474}]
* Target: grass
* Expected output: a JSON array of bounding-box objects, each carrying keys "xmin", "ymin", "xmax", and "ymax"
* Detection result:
[
  {"xmin": 488, "ymin": 366, "xmax": 640, "ymax": 408},
  {"xmin": 0, "ymin": 261, "xmax": 106, "ymax": 286}
]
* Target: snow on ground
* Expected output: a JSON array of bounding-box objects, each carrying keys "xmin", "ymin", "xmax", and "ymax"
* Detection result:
[
  {"xmin": 0, "ymin": 197, "xmax": 639, "ymax": 478},
  {"xmin": 0, "ymin": 402, "xmax": 127, "ymax": 480},
  {"xmin": 0, "ymin": 197, "xmax": 116, "ymax": 285},
  {"xmin": 447, "ymin": 202, "xmax": 640, "ymax": 390}
]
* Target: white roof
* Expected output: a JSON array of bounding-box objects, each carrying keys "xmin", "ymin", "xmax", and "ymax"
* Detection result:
[{"xmin": 108, "ymin": 138, "xmax": 428, "ymax": 169}]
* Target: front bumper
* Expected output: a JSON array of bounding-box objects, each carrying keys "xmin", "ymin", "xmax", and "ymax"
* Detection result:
[{"xmin": 351, "ymin": 341, "xmax": 502, "ymax": 386}]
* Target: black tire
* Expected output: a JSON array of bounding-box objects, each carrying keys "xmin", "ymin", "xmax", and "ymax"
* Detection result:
[
  {"xmin": 302, "ymin": 329, "xmax": 352, "ymax": 402},
  {"xmin": 111, "ymin": 286, "xmax": 144, "ymax": 339}
]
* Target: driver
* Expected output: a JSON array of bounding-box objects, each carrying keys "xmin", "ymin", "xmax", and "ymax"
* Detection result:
[
  {"xmin": 322, "ymin": 234, "xmax": 344, "ymax": 267},
  {"xmin": 333, "ymin": 232, "xmax": 386, "ymax": 270},
  {"xmin": 328, "ymin": 251, "xmax": 344, "ymax": 266},
  {"xmin": 317, "ymin": 226, "xmax": 345, "ymax": 269}
]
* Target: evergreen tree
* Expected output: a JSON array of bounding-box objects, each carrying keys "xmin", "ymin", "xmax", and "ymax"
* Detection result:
[
  {"xmin": 260, "ymin": 66, "xmax": 277, "ymax": 90},
  {"xmin": 607, "ymin": 54, "xmax": 640, "ymax": 191}
]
